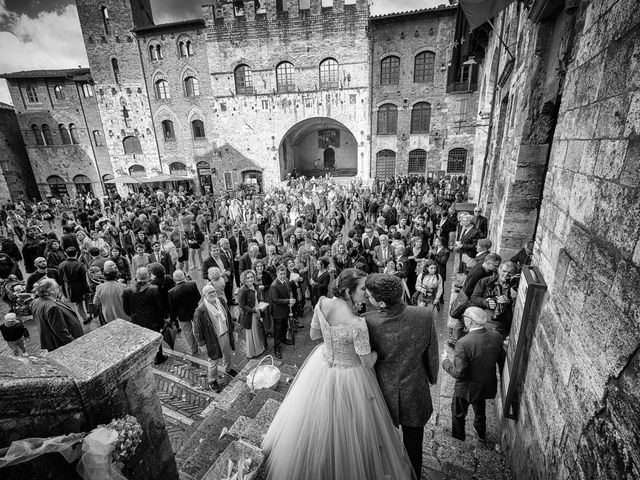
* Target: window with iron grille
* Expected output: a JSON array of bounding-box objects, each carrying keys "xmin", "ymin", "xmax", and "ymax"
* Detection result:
[
  {"xmin": 377, "ymin": 104, "xmax": 397, "ymax": 135},
  {"xmin": 411, "ymin": 102, "xmax": 431, "ymax": 134},
  {"xmin": 184, "ymin": 76, "xmax": 200, "ymax": 97},
  {"xmin": 26, "ymin": 85, "xmax": 39, "ymax": 103},
  {"xmin": 191, "ymin": 119, "xmax": 205, "ymax": 139},
  {"xmin": 380, "ymin": 56, "xmax": 400, "ymax": 85},
  {"xmin": 376, "ymin": 150, "xmax": 396, "ymax": 178},
  {"xmin": 447, "ymin": 148, "xmax": 467, "ymax": 173},
  {"xmin": 408, "ymin": 149, "xmax": 427, "ymax": 174},
  {"xmin": 162, "ymin": 120, "xmax": 175, "ymax": 141},
  {"xmin": 319, "ymin": 58, "xmax": 339, "ymax": 89},
  {"xmin": 276, "ymin": 62, "xmax": 296, "ymax": 93},
  {"xmin": 414, "ymin": 51, "xmax": 435, "ymax": 83},
  {"xmin": 235, "ymin": 65, "xmax": 254, "ymax": 94}
]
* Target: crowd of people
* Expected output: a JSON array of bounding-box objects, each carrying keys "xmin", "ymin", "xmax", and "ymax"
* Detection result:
[{"xmin": 0, "ymin": 172, "xmax": 533, "ymax": 479}]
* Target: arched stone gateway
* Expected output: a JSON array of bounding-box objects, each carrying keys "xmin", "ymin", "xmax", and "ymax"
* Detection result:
[{"xmin": 278, "ymin": 117, "xmax": 359, "ymax": 180}]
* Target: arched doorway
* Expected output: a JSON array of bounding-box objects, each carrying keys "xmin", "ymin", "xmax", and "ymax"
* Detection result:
[
  {"xmin": 73, "ymin": 175, "xmax": 93, "ymax": 196},
  {"xmin": 169, "ymin": 162, "xmax": 191, "ymax": 192},
  {"xmin": 47, "ymin": 175, "xmax": 68, "ymax": 198},
  {"xmin": 197, "ymin": 161, "xmax": 213, "ymax": 194},
  {"xmin": 279, "ymin": 117, "xmax": 358, "ymax": 180},
  {"xmin": 323, "ymin": 148, "xmax": 335, "ymax": 169}
]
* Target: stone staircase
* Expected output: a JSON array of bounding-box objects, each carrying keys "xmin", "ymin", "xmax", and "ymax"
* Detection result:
[{"xmin": 153, "ymin": 352, "xmax": 297, "ymax": 480}]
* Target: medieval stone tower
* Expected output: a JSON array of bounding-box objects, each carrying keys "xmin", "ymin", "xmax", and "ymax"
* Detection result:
[{"xmin": 75, "ymin": 0, "xmax": 161, "ymax": 181}]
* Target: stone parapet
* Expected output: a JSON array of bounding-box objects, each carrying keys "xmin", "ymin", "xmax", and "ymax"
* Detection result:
[{"xmin": 0, "ymin": 320, "xmax": 177, "ymax": 480}]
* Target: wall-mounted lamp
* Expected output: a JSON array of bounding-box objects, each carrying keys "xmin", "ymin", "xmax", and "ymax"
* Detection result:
[{"xmin": 463, "ymin": 56, "xmax": 477, "ymax": 66}]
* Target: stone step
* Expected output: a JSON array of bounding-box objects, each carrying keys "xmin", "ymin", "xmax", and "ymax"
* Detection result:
[{"xmin": 201, "ymin": 440, "xmax": 264, "ymax": 480}]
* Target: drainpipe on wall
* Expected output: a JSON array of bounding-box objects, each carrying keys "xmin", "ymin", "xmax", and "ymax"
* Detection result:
[
  {"xmin": 75, "ymin": 82, "xmax": 105, "ymax": 197},
  {"xmin": 368, "ymin": 19, "xmax": 375, "ymax": 184}
]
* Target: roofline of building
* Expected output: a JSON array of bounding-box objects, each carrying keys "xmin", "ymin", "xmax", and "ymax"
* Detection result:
[
  {"xmin": 0, "ymin": 102, "xmax": 14, "ymax": 111},
  {"xmin": 0, "ymin": 68, "xmax": 91, "ymax": 80},
  {"xmin": 370, "ymin": 4, "xmax": 457, "ymax": 21},
  {"xmin": 131, "ymin": 18, "xmax": 206, "ymax": 34}
]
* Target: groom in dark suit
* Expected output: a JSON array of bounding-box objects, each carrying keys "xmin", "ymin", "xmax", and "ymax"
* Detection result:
[{"xmin": 364, "ymin": 273, "xmax": 439, "ymax": 478}]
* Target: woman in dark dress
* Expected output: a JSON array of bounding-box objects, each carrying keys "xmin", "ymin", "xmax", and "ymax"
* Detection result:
[
  {"xmin": 254, "ymin": 260, "xmax": 273, "ymax": 336},
  {"xmin": 310, "ymin": 257, "xmax": 330, "ymax": 307},
  {"xmin": 286, "ymin": 257, "xmax": 305, "ymax": 328}
]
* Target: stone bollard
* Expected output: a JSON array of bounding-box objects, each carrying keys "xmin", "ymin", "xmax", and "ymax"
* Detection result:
[{"xmin": 0, "ymin": 319, "xmax": 178, "ymax": 480}]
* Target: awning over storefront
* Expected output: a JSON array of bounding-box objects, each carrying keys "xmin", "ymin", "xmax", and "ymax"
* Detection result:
[
  {"xmin": 459, "ymin": 0, "xmax": 518, "ymax": 29},
  {"xmin": 104, "ymin": 175, "xmax": 141, "ymax": 184},
  {"xmin": 142, "ymin": 174, "xmax": 189, "ymax": 183}
]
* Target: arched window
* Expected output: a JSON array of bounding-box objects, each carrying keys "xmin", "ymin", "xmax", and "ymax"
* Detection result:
[
  {"xmin": 129, "ymin": 164, "xmax": 146, "ymax": 177},
  {"xmin": 169, "ymin": 162, "xmax": 187, "ymax": 176},
  {"xmin": 408, "ymin": 149, "xmax": 427, "ymax": 175},
  {"xmin": 69, "ymin": 123, "xmax": 80, "ymax": 144},
  {"xmin": 234, "ymin": 65, "xmax": 254, "ymax": 94},
  {"xmin": 375, "ymin": 150, "xmax": 396, "ymax": 179},
  {"xmin": 414, "ymin": 51, "xmax": 435, "ymax": 83},
  {"xmin": 319, "ymin": 58, "xmax": 339, "ymax": 89},
  {"xmin": 93, "ymin": 130, "xmax": 104, "ymax": 146},
  {"xmin": 377, "ymin": 104, "xmax": 397, "ymax": 135},
  {"xmin": 191, "ymin": 119, "xmax": 205, "ymax": 139},
  {"xmin": 31, "ymin": 124, "xmax": 44, "ymax": 145},
  {"xmin": 276, "ymin": 62, "xmax": 295, "ymax": 93},
  {"xmin": 41, "ymin": 124, "xmax": 53, "ymax": 145},
  {"xmin": 184, "ymin": 76, "xmax": 199, "ymax": 97},
  {"xmin": 53, "ymin": 85, "xmax": 64, "ymax": 101},
  {"xmin": 411, "ymin": 102, "xmax": 431, "ymax": 134},
  {"xmin": 74, "ymin": 175, "xmax": 93, "ymax": 196},
  {"xmin": 186, "ymin": 41, "xmax": 194, "ymax": 56},
  {"xmin": 161, "ymin": 120, "xmax": 175, "ymax": 141},
  {"xmin": 149, "ymin": 45, "xmax": 158, "ymax": 60},
  {"xmin": 380, "ymin": 56, "xmax": 400, "ymax": 85},
  {"xmin": 47, "ymin": 175, "xmax": 68, "ymax": 197},
  {"xmin": 111, "ymin": 58, "xmax": 120, "ymax": 83},
  {"xmin": 81, "ymin": 83, "xmax": 93, "ymax": 98},
  {"xmin": 101, "ymin": 6, "xmax": 110, "ymax": 35},
  {"xmin": 155, "ymin": 79, "xmax": 170, "ymax": 99},
  {"xmin": 26, "ymin": 85, "xmax": 39, "ymax": 103},
  {"xmin": 123, "ymin": 136, "xmax": 142, "ymax": 154},
  {"xmin": 178, "ymin": 41, "xmax": 187, "ymax": 58},
  {"xmin": 58, "ymin": 124, "xmax": 71, "ymax": 144},
  {"xmin": 447, "ymin": 148, "xmax": 467, "ymax": 173}
]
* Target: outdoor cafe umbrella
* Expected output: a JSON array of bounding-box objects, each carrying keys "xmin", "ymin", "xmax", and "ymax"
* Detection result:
[
  {"xmin": 104, "ymin": 175, "xmax": 141, "ymax": 184},
  {"xmin": 142, "ymin": 173, "xmax": 188, "ymax": 183}
]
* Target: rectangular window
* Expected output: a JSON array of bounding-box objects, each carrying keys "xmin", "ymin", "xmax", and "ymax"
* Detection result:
[
  {"xmin": 380, "ymin": 57, "xmax": 400, "ymax": 85},
  {"xmin": 26, "ymin": 86, "xmax": 39, "ymax": 103},
  {"xmin": 224, "ymin": 172, "xmax": 233, "ymax": 190},
  {"xmin": 455, "ymin": 99, "xmax": 468, "ymax": 123},
  {"xmin": 82, "ymin": 83, "xmax": 94, "ymax": 98}
]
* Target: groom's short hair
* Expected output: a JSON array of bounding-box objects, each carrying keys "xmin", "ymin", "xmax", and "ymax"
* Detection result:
[{"xmin": 365, "ymin": 274, "xmax": 403, "ymax": 306}]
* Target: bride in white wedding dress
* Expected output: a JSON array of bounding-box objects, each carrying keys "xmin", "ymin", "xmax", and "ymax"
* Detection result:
[{"xmin": 261, "ymin": 268, "xmax": 416, "ymax": 480}]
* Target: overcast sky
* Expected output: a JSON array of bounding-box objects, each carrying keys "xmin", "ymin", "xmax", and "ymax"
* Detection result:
[{"xmin": 0, "ymin": 0, "xmax": 447, "ymax": 104}]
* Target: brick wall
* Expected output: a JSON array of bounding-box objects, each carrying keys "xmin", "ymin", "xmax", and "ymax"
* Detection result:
[
  {"xmin": 203, "ymin": 0, "xmax": 371, "ymax": 187},
  {"xmin": 370, "ymin": 8, "xmax": 478, "ymax": 180},
  {"xmin": 489, "ymin": 1, "xmax": 640, "ymax": 478}
]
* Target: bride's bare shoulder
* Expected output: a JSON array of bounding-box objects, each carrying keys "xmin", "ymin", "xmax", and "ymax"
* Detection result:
[{"xmin": 320, "ymin": 297, "xmax": 359, "ymax": 327}]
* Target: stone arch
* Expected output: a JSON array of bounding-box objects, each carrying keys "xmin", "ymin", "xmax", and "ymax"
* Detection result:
[
  {"xmin": 180, "ymin": 65, "xmax": 199, "ymax": 81},
  {"xmin": 153, "ymin": 105, "xmax": 182, "ymax": 130},
  {"xmin": 186, "ymin": 106, "xmax": 205, "ymax": 124}
]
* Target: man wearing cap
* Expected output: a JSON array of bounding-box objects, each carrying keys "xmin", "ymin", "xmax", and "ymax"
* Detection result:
[
  {"xmin": 26, "ymin": 257, "xmax": 61, "ymax": 292},
  {"xmin": 442, "ymin": 306, "xmax": 505, "ymax": 444}
]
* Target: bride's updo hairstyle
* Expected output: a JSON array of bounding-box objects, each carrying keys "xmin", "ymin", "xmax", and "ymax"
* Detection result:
[{"xmin": 333, "ymin": 268, "xmax": 367, "ymax": 301}]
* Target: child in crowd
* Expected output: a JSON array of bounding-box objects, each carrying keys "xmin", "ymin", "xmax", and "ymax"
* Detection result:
[{"xmin": 0, "ymin": 312, "xmax": 29, "ymax": 356}]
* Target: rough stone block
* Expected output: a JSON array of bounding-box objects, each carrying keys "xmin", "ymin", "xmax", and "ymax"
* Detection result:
[
  {"xmin": 595, "ymin": 94, "xmax": 630, "ymax": 138},
  {"xmin": 593, "ymin": 139, "xmax": 627, "ymax": 180}
]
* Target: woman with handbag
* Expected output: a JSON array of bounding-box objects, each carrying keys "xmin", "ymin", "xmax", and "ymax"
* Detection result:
[
  {"xmin": 238, "ymin": 269, "xmax": 266, "ymax": 359},
  {"xmin": 412, "ymin": 260, "xmax": 443, "ymax": 316}
]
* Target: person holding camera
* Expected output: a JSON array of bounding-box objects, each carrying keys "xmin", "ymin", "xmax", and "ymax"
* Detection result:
[{"xmin": 470, "ymin": 261, "xmax": 519, "ymax": 338}]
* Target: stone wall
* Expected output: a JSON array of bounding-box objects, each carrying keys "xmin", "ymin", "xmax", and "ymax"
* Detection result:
[
  {"xmin": 370, "ymin": 7, "xmax": 478, "ymax": 180},
  {"xmin": 489, "ymin": 1, "xmax": 640, "ymax": 478},
  {"xmin": 0, "ymin": 104, "xmax": 39, "ymax": 201},
  {"xmin": 4, "ymin": 75, "xmax": 107, "ymax": 199},
  {"xmin": 76, "ymin": 0, "xmax": 161, "ymax": 182},
  {"xmin": 203, "ymin": 0, "xmax": 371, "ymax": 186},
  {"xmin": 0, "ymin": 320, "xmax": 177, "ymax": 480}
]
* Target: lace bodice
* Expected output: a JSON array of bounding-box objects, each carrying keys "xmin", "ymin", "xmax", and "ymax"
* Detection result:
[{"xmin": 311, "ymin": 303, "xmax": 371, "ymax": 368}]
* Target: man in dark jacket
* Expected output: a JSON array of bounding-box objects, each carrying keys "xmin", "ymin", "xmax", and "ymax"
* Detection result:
[
  {"xmin": 61, "ymin": 225, "xmax": 80, "ymax": 252},
  {"xmin": 470, "ymin": 261, "xmax": 519, "ymax": 338},
  {"xmin": 149, "ymin": 241, "xmax": 174, "ymax": 275},
  {"xmin": 122, "ymin": 267, "xmax": 167, "ymax": 364},
  {"xmin": 0, "ymin": 235, "xmax": 23, "ymax": 265},
  {"xmin": 364, "ymin": 273, "xmax": 439, "ymax": 478},
  {"xmin": 269, "ymin": 264, "xmax": 295, "ymax": 359},
  {"xmin": 442, "ymin": 306, "xmax": 505, "ymax": 443},
  {"xmin": 57, "ymin": 247, "xmax": 89, "ymax": 324},
  {"xmin": 168, "ymin": 270, "xmax": 201, "ymax": 355},
  {"xmin": 21, "ymin": 227, "xmax": 46, "ymax": 273}
]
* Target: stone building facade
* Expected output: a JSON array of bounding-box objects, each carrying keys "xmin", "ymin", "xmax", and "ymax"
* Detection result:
[
  {"xmin": 0, "ymin": 69, "xmax": 110, "ymax": 199},
  {"xmin": 2, "ymin": 0, "xmax": 481, "ymax": 197},
  {"xmin": 370, "ymin": 6, "xmax": 479, "ymax": 180},
  {"xmin": 473, "ymin": 0, "xmax": 640, "ymax": 478},
  {"xmin": 0, "ymin": 103, "xmax": 39, "ymax": 202}
]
